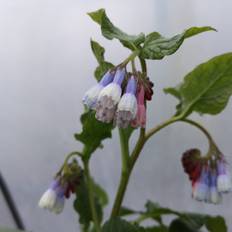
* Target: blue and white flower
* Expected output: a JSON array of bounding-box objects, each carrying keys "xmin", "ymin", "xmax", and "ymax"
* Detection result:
[
  {"xmin": 96, "ymin": 68, "xmax": 126, "ymax": 123},
  {"xmin": 116, "ymin": 76, "xmax": 137, "ymax": 128},
  {"xmin": 83, "ymin": 71, "xmax": 114, "ymax": 109},
  {"xmin": 38, "ymin": 179, "xmax": 66, "ymax": 214},
  {"xmin": 209, "ymin": 171, "xmax": 222, "ymax": 204},
  {"xmin": 217, "ymin": 160, "xmax": 232, "ymax": 193},
  {"xmin": 192, "ymin": 168, "xmax": 209, "ymax": 201}
]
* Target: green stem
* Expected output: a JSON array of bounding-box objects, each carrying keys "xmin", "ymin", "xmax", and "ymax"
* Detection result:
[
  {"xmin": 57, "ymin": 151, "xmax": 82, "ymax": 175},
  {"xmin": 83, "ymin": 161, "xmax": 101, "ymax": 232},
  {"xmin": 139, "ymin": 56, "xmax": 147, "ymax": 74},
  {"xmin": 180, "ymin": 119, "xmax": 214, "ymax": 144},
  {"xmin": 145, "ymin": 116, "xmax": 180, "ymax": 141},
  {"xmin": 121, "ymin": 50, "xmax": 140, "ymax": 66},
  {"xmin": 180, "ymin": 118, "xmax": 220, "ymax": 156},
  {"xmin": 110, "ymin": 129, "xmax": 130, "ymax": 218}
]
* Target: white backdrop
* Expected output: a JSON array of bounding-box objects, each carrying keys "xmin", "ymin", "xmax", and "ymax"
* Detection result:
[{"xmin": 0, "ymin": 0, "xmax": 232, "ymax": 231}]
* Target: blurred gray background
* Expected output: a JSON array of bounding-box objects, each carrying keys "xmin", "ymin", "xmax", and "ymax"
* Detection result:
[{"xmin": 0, "ymin": 0, "xmax": 232, "ymax": 231}]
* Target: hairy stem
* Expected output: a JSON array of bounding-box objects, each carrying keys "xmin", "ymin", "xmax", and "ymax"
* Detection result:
[
  {"xmin": 84, "ymin": 161, "xmax": 101, "ymax": 232},
  {"xmin": 180, "ymin": 118, "xmax": 220, "ymax": 155},
  {"xmin": 110, "ymin": 129, "xmax": 130, "ymax": 218},
  {"xmin": 145, "ymin": 116, "xmax": 180, "ymax": 141}
]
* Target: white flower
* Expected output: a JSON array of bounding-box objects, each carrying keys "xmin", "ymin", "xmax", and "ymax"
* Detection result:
[
  {"xmin": 209, "ymin": 187, "xmax": 222, "ymax": 204},
  {"xmin": 83, "ymin": 71, "xmax": 114, "ymax": 109},
  {"xmin": 217, "ymin": 173, "xmax": 232, "ymax": 193},
  {"xmin": 51, "ymin": 196, "xmax": 65, "ymax": 214},
  {"xmin": 38, "ymin": 188, "xmax": 57, "ymax": 210},
  {"xmin": 96, "ymin": 68, "xmax": 125, "ymax": 123},
  {"xmin": 192, "ymin": 181, "xmax": 209, "ymax": 201}
]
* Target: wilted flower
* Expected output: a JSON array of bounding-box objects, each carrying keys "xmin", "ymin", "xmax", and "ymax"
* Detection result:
[
  {"xmin": 116, "ymin": 76, "xmax": 137, "ymax": 128},
  {"xmin": 96, "ymin": 67, "xmax": 126, "ymax": 123},
  {"xmin": 131, "ymin": 85, "xmax": 146, "ymax": 128},
  {"xmin": 83, "ymin": 71, "xmax": 114, "ymax": 109}
]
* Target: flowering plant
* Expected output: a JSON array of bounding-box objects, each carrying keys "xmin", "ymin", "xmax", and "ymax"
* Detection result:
[{"xmin": 39, "ymin": 9, "xmax": 232, "ymax": 232}]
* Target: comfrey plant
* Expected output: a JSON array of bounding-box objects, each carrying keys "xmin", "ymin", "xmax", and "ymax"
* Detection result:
[{"xmin": 39, "ymin": 9, "xmax": 232, "ymax": 232}]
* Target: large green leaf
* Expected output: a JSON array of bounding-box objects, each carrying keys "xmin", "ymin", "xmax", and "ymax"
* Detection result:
[
  {"xmin": 102, "ymin": 218, "xmax": 140, "ymax": 232},
  {"xmin": 73, "ymin": 177, "xmax": 103, "ymax": 229},
  {"xmin": 169, "ymin": 219, "xmax": 197, "ymax": 232},
  {"xmin": 74, "ymin": 110, "xmax": 114, "ymax": 159},
  {"xmin": 88, "ymin": 9, "xmax": 145, "ymax": 50},
  {"xmin": 140, "ymin": 26, "xmax": 216, "ymax": 60},
  {"xmin": 205, "ymin": 216, "xmax": 227, "ymax": 232},
  {"xmin": 164, "ymin": 53, "xmax": 232, "ymax": 117}
]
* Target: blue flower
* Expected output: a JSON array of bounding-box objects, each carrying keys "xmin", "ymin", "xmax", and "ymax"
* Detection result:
[
  {"xmin": 116, "ymin": 76, "xmax": 137, "ymax": 128},
  {"xmin": 96, "ymin": 68, "xmax": 126, "ymax": 123},
  {"xmin": 83, "ymin": 71, "xmax": 114, "ymax": 109},
  {"xmin": 38, "ymin": 179, "xmax": 66, "ymax": 214}
]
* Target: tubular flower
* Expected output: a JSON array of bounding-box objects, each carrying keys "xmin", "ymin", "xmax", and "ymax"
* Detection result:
[
  {"xmin": 39, "ymin": 159, "xmax": 83, "ymax": 214},
  {"xmin": 182, "ymin": 149, "xmax": 232, "ymax": 204},
  {"xmin": 192, "ymin": 167, "xmax": 209, "ymax": 201},
  {"xmin": 83, "ymin": 71, "xmax": 114, "ymax": 109},
  {"xmin": 38, "ymin": 179, "xmax": 67, "ymax": 214},
  {"xmin": 131, "ymin": 85, "xmax": 146, "ymax": 128},
  {"xmin": 96, "ymin": 67, "xmax": 126, "ymax": 123},
  {"xmin": 116, "ymin": 76, "xmax": 137, "ymax": 128},
  {"xmin": 217, "ymin": 159, "xmax": 232, "ymax": 193},
  {"xmin": 209, "ymin": 171, "xmax": 222, "ymax": 204}
]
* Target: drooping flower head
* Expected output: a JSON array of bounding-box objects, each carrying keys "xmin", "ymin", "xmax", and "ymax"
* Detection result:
[
  {"xmin": 131, "ymin": 84, "xmax": 146, "ymax": 128},
  {"xmin": 39, "ymin": 159, "xmax": 83, "ymax": 214},
  {"xmin": 95, "ymin": 67, "xmax": 126, "ymax": 123},
  {"xmin": 182, "ymin": 148, "xmax": 232, "ymax": 204},
  {"xmin": 83, "ymin": 71, "xmax": 114, "ymax": 109},
  {"xmin": 116, "ymin": 76, "xmax": 137, "ymax": 128}
]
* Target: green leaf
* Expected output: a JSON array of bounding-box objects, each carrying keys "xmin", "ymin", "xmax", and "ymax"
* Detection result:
[
  {"xmin": 180, "ymin": 213, "xmax": 205, "ymax": 230},
  {"xmin": 91, "ymin": 39, "xmax": 105, "ymax": 64},
  {"xmin": 74, "ymin": 177, "xmax": 103, "ymax": 229},
  {"xmin": 90, "ymin": 40, "xmax": 114, "ymax": 81},
  {"xmin": 94, "ymin": 61, "xmax": 114, "ymax": 81},
  {"xmin": 0, "ymin": 228, "xmax": 25, "ymax": 232},
  {"xmin": 88, "ymin": 8, "xmax": 105, "ymax": 25},
  {"xmin": 145, "ymin": 201, "xmax": 180, "ymax": 217},
  {"xmin": 74, "ymin": 110, "xmax": 114, "ymax": 159},
  {"xmin": 88, "ymin": 9, "xmax": 145, "ymax": 50},
  {"xmin": 164, "ymin": 53, "xmax": 232, "ymax": 117},
  {"xmin": 92, "ymin": 181, "xmax": 108, "ymax": 207},
  {"xmin": 141, "ymin": 26, "xmax": 216, "ymax": 60},
  {"xmin": 119, "ymin": 206, "xmax": 138, "ymax": 217},
  {"xmin": 102, "ymin": 218, "xmax": 139, "ymax": 232},
  {"xmin": 169, "ymin": 219, "xmax": 197, "ymax": 232},
  {"xmin": 205, "ymin": 216, "xmax": 227, "ymax": 232},
  {"xmin": 143, "ymin": 226, "xmax": 169, "ymax": 232}
]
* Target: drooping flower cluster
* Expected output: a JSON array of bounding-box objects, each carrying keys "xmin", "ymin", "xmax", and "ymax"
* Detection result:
[
  {"xmin": 39, "ymin": 159, "xmax": 82, "ymax": 214},
  {"xmin": 83, "ymin": 67, "xmax": 154, "ymax": 128},
  {"xmin": 182, "ymin": 148, "xmax": 232, "ymax": 204}
]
